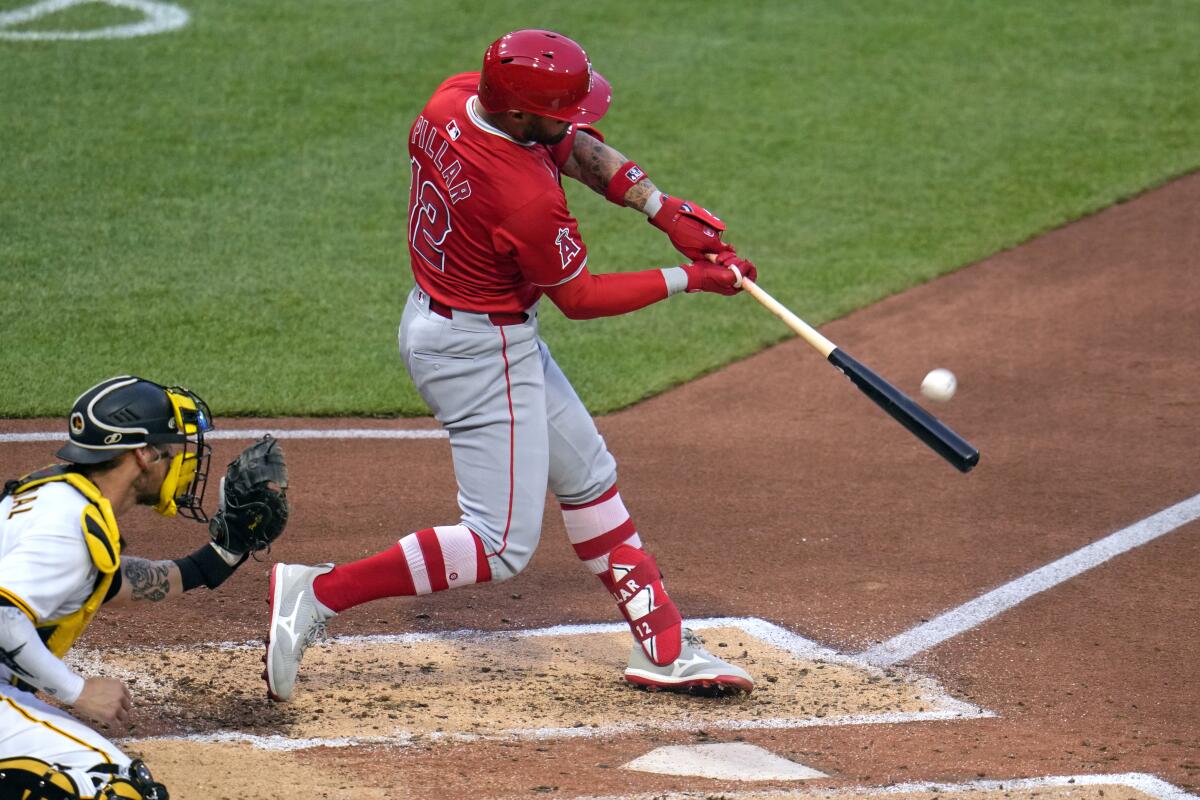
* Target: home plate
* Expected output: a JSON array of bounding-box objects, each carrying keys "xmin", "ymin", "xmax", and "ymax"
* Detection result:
[{"xmin": 622, "ymin": 742, "xmax": 826, "ymax": 781}]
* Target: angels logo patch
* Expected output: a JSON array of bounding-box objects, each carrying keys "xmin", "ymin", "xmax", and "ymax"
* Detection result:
[{"xmin": 556, "ymin": 227, "xmax": 582, "ymax": 269}]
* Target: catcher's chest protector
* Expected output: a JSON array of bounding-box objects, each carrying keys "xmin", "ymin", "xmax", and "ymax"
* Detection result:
[{"xmin": 5, "ymin": 468, "xmax": 122, "ymax": 658}]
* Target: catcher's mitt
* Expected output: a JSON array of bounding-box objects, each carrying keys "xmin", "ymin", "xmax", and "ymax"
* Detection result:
[{"xmin": 208, "ymin": 434, "xmax": 289, "ymax": 557}]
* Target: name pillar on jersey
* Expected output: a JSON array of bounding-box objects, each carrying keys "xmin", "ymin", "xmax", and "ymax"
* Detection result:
[{"xmin": 411, "ymin": 116, "xmax": 472, "ymax": 204}]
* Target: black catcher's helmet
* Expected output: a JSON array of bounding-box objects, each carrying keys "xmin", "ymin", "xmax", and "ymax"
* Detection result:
[{"xmin": 57, "ymin": 376, "xmax": 213, "ymax": 519}]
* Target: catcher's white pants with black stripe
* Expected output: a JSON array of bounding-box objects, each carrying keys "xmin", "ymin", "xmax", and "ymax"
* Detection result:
[
  {"xmin": 400, "ymin": 286, "xmax": 618, "ymax": 581},
  {"xmin": 0, "ymin": 683, "xmax": 132, "ymax": 793}
]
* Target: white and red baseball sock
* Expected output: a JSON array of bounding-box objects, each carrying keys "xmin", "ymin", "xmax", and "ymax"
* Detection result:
[
  {"xmin": 560, "ymin": 485, "xmax": 682, "ymax": 666},
  {"xmin": 312, "ymin": 524, "xmax": 492, "ymax": 613}
]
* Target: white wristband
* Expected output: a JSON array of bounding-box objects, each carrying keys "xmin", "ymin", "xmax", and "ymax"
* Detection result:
[
  {"xmin": 642, "ymin": 190, "xmax": 664, "ymax": 219},
  {"xmin": 661, "ymin": 266, "xmax": 689, "ymax": 296}
]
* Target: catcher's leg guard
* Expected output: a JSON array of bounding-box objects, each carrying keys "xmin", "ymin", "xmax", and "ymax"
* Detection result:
[
  {"xmin": 609, "ymin": 544, "xmax": 683, "ymax": 666},
  {"xmin": 0, "ymin": 757, "xmax": 81, "ymax": 799},
  {"xmin": 93, "ymin": 759, "xmax": 169, "ymax": 800}
]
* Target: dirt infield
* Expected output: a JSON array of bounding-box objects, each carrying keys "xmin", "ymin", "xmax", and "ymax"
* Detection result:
[
  {"xmin": 2, "ymin": 173, "xmax": 1198, "ymax": 798},
  {"xmin": 81, "ymin": 625, "xmax": 960, "ymax": 741}
]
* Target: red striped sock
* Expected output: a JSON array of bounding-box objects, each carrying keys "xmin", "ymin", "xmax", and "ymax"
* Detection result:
[
  {"xmin": 313, "ymin": 525, "xmax": 492, "ymax": 613},
  {"xmin": 560, "ymin": 487, "xmax": 682, "ymax": 665},
  {"xmin": 560, "ymin": 484, "xmax": 643, "ymax": 576}
]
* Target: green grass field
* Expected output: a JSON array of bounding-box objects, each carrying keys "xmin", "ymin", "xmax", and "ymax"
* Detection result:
[{"xmin": 2, "ymin": 0, "xmax": 1198, "ymax": 417}]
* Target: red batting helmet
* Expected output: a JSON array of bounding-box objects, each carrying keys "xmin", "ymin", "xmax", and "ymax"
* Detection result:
[{"xmin": 478, "ymin": 29, "xmax": 612, "ymax": 123}]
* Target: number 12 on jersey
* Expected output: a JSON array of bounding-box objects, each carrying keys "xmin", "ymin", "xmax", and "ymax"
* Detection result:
[{"xmin": 409, "ymin": 158, "xmax": 452, "ymax": 272}]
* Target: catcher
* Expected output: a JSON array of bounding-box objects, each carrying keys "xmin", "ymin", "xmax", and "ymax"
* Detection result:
[{"xmin": 0, "ymin": 376, "xmax": 288, "ymax": 800}]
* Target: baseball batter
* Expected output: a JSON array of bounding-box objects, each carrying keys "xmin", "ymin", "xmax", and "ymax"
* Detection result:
[
  {"xmin": 266, "ymin": 29, "xmax": 757, "ymax": 701},
  {"xmin": 0, "ymin": 376, "xmax": 289, "ymax": 800}
]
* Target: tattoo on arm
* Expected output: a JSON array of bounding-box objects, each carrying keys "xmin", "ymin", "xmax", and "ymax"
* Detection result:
[
  {"xmin": 623, "ymin": 178, "xmax": 660, "ymax": 213},
  {"xmin": 122, "ymin": 557, "xmax": 171, "ymax": 602},
  {"xmin": 566, "ymin": 132, "xmax": 659, "ymax": 209}
]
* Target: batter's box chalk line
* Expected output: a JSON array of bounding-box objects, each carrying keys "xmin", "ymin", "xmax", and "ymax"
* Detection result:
[
  {"xmin": 110, "ymin": 617, "xmax": 994, "ymax": 751},
  {"xmin": 581, "ymin": 772, "xmax": 1200, "ymax": 800}
]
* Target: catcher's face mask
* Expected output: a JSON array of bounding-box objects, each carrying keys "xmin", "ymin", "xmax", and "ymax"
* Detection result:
[{"xmin": 153, "ymin": 387, "xmax": 213, "ymax": 520}]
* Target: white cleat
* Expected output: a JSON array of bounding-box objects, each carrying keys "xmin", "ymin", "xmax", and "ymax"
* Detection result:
[
  {"xmin": 263, "ymin": 563, "xmax": 335, "ymax": 702},
  {"xmin": 624, "ymin": 628, "xmax": 754, "ymax": 695}
]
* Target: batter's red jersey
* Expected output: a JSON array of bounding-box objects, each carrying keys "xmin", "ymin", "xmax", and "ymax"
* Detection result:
[{"xmin": 407, "ymin": 72, "xmax": 587, "ymax": 313}]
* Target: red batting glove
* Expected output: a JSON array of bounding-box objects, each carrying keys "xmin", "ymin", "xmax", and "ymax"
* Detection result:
[
  {"xmin": 649, "ymin": 194, "xmax": 734, "ymax": 260},
  {"xmin": 680, "ymin": 252, "xmax": 757, "ymax": 296}
]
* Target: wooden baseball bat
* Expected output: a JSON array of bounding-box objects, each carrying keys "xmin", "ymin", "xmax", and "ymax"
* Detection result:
[{"xmin": 740, "ymin": 277, "xmax": 980, "ymax": 473}]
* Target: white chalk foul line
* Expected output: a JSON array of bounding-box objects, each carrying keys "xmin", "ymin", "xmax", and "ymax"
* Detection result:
[
  {"xmin": 130, "ymin": 706, "xmax": 987, "ymax": 752},
  {"xmin": 0, "ymin": 0, "xmax": 189, "ymax": 41},
  {"xmin": 581, "ymin": 772, "xmax": 1200, "ymax": 800},
  {"xmin": 129, "ymin": 731, "xmax": 406, "ymax": 752},
  {"xmin": 0, "ymin": 428, "xmax": 448, "ymax": 443},
  {"xmin": 859, "ymin": 493, "xmax": 1200, "ymax": 666},
  {"xmin": 111, "ymin": 617, "xmax": 991, "ymax": 751}
]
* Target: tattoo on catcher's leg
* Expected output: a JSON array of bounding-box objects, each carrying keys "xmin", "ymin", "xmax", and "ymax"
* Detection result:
[{"xmin": 123, "ymin": 557, "xmax": 171, "ymax": 601}]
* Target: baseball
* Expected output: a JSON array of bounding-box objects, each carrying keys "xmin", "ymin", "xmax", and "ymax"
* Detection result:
[{"xmin": 920, "ymin": 368, "xmax": 957, "ymax": 402}]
